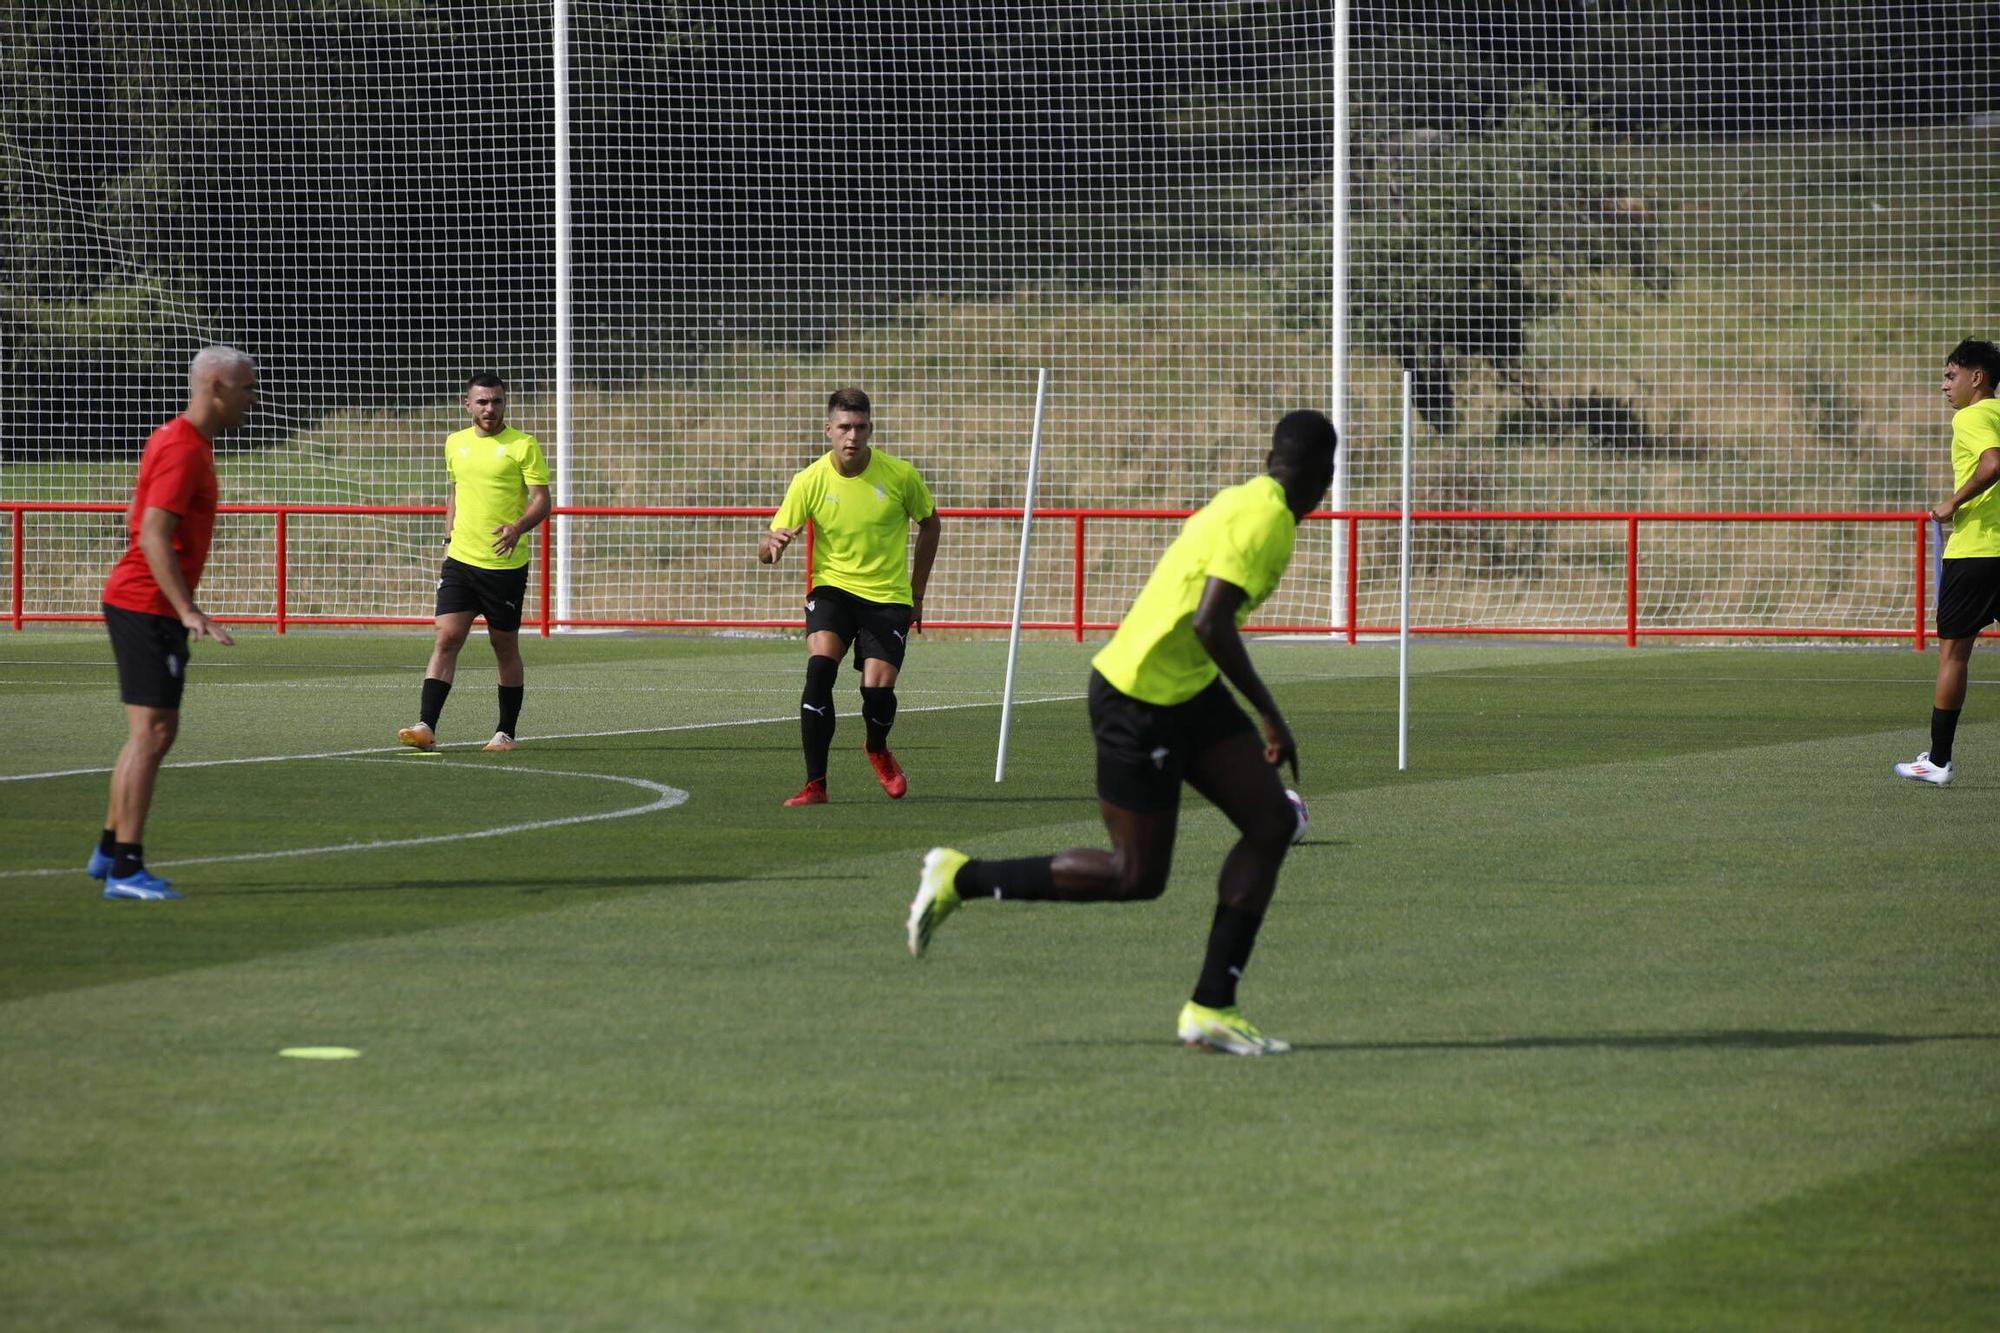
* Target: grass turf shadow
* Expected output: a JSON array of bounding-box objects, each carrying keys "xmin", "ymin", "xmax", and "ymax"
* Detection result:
[
  {"xmin": 1290, "ymin": 1029, "xmax": 2000, "ymax": 1053},
  {"xmin": 1039, "ymin": 1029, "xmax": 2000, "ymax": 1053}
]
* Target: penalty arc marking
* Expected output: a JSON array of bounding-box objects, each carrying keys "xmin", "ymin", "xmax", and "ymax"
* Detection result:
[
  {"xmin": 0, "ymin": 759, "xmax": 687, "ymax": 879},
  {"xmin": 0, "ymin": 689, "xmax": 1086, "ymax": 881}
]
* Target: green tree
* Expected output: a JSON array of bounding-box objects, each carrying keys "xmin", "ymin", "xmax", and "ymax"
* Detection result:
[{"xmin": 1279, "ymin": 88, "xmax": 1661, "ymax": 435}]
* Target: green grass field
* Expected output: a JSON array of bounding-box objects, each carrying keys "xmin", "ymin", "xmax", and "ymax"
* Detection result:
[{"xmin": 2, "ymin": 631, "xmax": 1995, "ymax": 1330}]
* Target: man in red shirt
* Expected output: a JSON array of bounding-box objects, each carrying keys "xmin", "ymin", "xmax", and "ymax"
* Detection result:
[{"xmin": 90, "ymin": 346, "xmax": 259, "ymax": 900}]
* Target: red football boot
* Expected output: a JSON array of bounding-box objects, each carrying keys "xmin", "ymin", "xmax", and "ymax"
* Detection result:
[
  {"xmin": 867, "ymin": 749, "xmax": 908, "ymax": 799},
  {"xmin": 783, "ymin": 777, "xmax": 829, "ymax": 807}
]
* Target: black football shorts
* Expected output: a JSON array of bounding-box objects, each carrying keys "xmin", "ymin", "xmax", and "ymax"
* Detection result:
[
  {"xmin": 103, "ymin": 602, "xmax": 191, "ymax": 710},
  {"xmin": 1936, "ymin": 557, "xmax": 2000, "ymax": 640},
  {"xmin": 804, "ymin": 584, "xmax": 914, "ymax": 670},
  {"xmin": 435, "ymin": 557, "xmax": 531, "ymax": 633},
  {"xmin": 1087, "ymin": 670, "xmax": 1257, "ymax": 812}
]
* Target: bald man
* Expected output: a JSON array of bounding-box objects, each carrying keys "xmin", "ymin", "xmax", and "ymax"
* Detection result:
[{"xmin": 90, "ymin": 345, "xmax": 258, "ymax": 900}]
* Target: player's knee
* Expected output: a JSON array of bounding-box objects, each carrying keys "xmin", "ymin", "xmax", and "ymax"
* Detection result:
[
  {"xmin": 140, "ymin": 714, "xmax": 179, "ymax": 753},
  {"xmin": 860, "ymin": 684, "xmax": 897, "ymax": 728},
  {"xmin": 802, "ymin": 654, "xmax": 839, "ymax": 708},
  {"xmin": 1244, "ymin": 798, "xmax": 1296, "ymax": 854},
  {"xmin": 1122, "ymin": 867, "xmax": 1171, "ymax": 901},
  {"xmin": 1109, "ymin": 853, "xmax": 1170, "ymax": 901}
]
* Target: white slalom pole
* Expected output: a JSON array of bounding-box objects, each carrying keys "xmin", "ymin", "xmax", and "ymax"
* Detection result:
[
  {"xmin": 1399, "ymin": 369, "xmax": 1413, "ymax": 771},
  {"xmin": 995, "ymin": 368, "xmax": 1050, "ymax": 782}
]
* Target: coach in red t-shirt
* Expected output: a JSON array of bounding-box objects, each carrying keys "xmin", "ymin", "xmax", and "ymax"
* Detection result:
[{"xmin": 91, "ymin": 346, "xmax": 259, "ymax": 901}]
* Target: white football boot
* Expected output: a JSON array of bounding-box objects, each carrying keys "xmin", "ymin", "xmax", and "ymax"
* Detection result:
[{"xmin": 1892, "ymin": 751, "xmax": 1952, "ymax": 787}]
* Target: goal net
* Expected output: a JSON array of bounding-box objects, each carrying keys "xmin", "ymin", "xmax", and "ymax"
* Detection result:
[
  {"xmin": 1338, "ymin": 2, "xmax": 2000, "ymax": 638},
  {"xmin": 3, "ymin": 2, "xmax": 1995, "ymax": 639}
]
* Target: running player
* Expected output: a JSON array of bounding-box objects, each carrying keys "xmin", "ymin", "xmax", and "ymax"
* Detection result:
[
  {"xmin": 759, "ymin": 386, "xmax": 941, "ymax": 805},
  {"xmin": 90, "ymin": 345, "xmax": 259, "ymax": 901},
  {"xmin": 397, "ymin": 373, "xmax": 551, "ymax": 753},
  {"xmin": 1896, "ymin": 337, "xmax": 2000, "ymax": 786},
  {"xmin": 906, "ymin": 409, "xmax": 1338, "ymax": 1055}
]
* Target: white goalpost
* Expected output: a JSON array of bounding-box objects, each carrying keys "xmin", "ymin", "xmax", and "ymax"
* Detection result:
[
  {"xmin": 1329, "ymin": 0, "xmax": 1353, "ymax": 635},
  {"xmin": 1399, "ymin": 369, "xmax": 1413, "ymax": 771},
  {"xmin": 551, "ymin": 0, "xmax": 575, "ymax": 629}
]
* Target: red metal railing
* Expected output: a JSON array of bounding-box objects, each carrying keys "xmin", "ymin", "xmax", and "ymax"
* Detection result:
[
  {"xmin": 1334, "ymin": 508, "xmax": 1952, "ymax": 649},
  {"xmin": 2, "ymin": 500, "xmax": 1949, "ymax": 647}
]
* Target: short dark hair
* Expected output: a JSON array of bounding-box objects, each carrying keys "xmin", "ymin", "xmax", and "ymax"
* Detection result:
[
  {"xmin": 465, "ymin": 372, "xmax": 507, "ymax": 393},
  {"xmin": 1946, "ymin": 339, "xmax": 2000, "ymax": 388},
  {"xmin": 826, "ymin": 386, "xmax": 871, "ymax": 417},
  {"xmin": 1269, "ymin": 408, "xmax": 1337, "ymax": 472}
]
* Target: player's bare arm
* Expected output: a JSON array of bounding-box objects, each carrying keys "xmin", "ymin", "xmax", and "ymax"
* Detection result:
[
  {"xmin": 137, "ymin": 506, "xmax": 234, "ymax": 646},
  {"xmin": 909, "ymin": 512, "xmax": 941, "ymax": 630},
  {"xmin": 1934, "ymin": 446, "xmax": 2000, "ymax": 523},
  {"xmin": 1192, "ymin": 576, "xmax": 1294, "ymax": 779},
  {"xmin": 760, "ymin": 525, "xmax": 803, "ymax": 564},
  {"xmin": 492, "ymin": 484, "xmax": 552, "ymax": 557}
]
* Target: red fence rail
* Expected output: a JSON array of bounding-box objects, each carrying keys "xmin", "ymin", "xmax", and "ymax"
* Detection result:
[{"xmin": 3, "ymin": 501, "xmax": 1945, "ymax": 648}]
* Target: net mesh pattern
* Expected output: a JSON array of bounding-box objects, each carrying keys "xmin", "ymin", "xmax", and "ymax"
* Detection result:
[{"xmin": 3, "ymin": 3, "xmax": 1993, "ymax": 636}]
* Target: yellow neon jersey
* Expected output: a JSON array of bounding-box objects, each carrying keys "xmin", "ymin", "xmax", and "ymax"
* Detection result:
[
  {"xmin": 446, "ymin": 425, "xmax": 550, "ymax": 570},
  {"xmin": 1945, "ymin": 398, "xmax": 2000, "ymax": 558},
  {"xmin": 1092, "ymin": 474, "xmax": 1298, "ymax": 706},
  {"xmin": 771, "ymin": 450, "xmax": 935, "ymax": 604}
]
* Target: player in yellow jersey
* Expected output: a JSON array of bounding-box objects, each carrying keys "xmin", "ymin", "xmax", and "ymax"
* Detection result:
[
  {"xmin": 1896, "ymin": 338, "xmax": 2000, "ymax": 786},
  {"xmin": 397, "ymin": 373, "xmax": 551, "ymax": 753},
  {"xmin": 906, "ymin": 409, "xmax": 1337, "ymax": 1055},
  {"xmin": 760, "ymin": 387, "xmax": 941, "ymax": 805}
]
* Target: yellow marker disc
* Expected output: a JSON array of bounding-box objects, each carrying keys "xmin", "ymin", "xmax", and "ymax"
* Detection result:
[{"xmin": 278, "ymin": 1047, "xmax": 361, "ymax": 1060}]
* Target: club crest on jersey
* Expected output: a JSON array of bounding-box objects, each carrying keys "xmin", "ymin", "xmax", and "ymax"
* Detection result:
[{"xmin": 874, "ymin": 483, "xmax": 886, "ymax": 499}]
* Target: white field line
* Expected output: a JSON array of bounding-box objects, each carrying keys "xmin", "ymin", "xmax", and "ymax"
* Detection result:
[
  {"xmin": 5, "ymin": 670, "xmax": 1982, "ymax": 694},
  {"xmin": 3, "ymin": 762, "xmax": 686, "ymax": 879},
  {"xmin": 0, "ymin": 680, "xmax": 956, "ymax": 692},
  {"xmin": 0, "ymin": 693, "xmax": 1084, "ymax": 785},
  {"xmin": 0, "ymin": 693, "xmax": 1086, "ymax": 880}
]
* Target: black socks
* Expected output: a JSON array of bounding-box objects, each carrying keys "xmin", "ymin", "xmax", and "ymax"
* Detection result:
[
  {"xmin": 861, "ymin": 685, "xmax": 898, "ymax": 753},
  {"xmin": 955, "ymin": 856, "xmax": 1058, "ymax": 901},
  {"xmin": 801, "ymin": 655, "xmax": 839, "ymax": 781},
  {"xmin": 109, "ymin": 842, "xmax": 145, "ymax": 879},
  {"xmin": 950, "ymin": 865, "xmax": 1270, "ymax": 1012},
  {"xmin": 497, "ymin": 685, "xmax": 524, "ymax": 737},
  {"xmin": 420, "ymin": 677, "xmax": 452, "ymax": 729},
  {"xmin": 1931, "ymin": 707, "xmax": 1961, "ymax": 766},
  {"xmin": 418, "ymin": 678, "xmax": 524, "ymax": 737},
  {"xmin": 1190, "ymin": 903, "xmax": 1266, "ymax": 1010}
]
